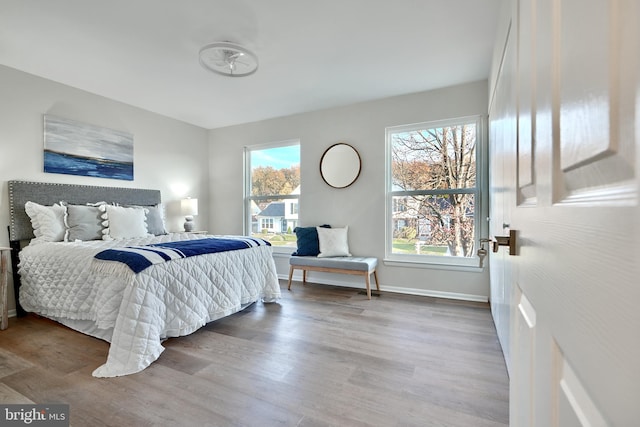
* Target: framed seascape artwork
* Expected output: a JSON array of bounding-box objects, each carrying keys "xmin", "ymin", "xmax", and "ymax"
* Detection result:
[{"xmin": 44, "ymin": 115, "xmax": 134, "ymax": 181}]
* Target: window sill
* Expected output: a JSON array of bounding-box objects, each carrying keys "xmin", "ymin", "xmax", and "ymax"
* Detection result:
[
  {"xmin": 383, "ymin": 257, "xmax": 484, "ymax": 273},
  {"xmin": 271, "ymin": 247, "xmax": 296, "ymax": 257}
]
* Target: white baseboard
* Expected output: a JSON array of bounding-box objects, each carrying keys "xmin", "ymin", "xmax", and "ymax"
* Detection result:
[
  {"xmin": 8, "ymin": 309, "xmax": 17, "ymax": 318},
  {"xmin": 378, "ymin": 285, "xmax": 488, "ymax": 302},
  {"xmin": 278, "ymin": 273, "xmax": 488, "ymax": 303}
]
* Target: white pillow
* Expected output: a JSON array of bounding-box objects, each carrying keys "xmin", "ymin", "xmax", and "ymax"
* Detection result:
[
  {"xmin": 317, "ymin": 226, "xmax": 351, "ymax": 257},
  {"xmin": 101, "ymin": 205, "xmax": 150, "ymax": 240},
  {"xmin": 125, "ymin": 204, "xmax": 167, "ymax": 236},
  {"xmin": 24, "ymin": 201, "xmax": 67, "ymax": 244}
]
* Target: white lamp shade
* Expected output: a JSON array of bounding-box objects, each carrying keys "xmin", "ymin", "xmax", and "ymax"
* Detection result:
[{"xmin": 181, "ymin": 198, "xmax": 198, "ymax": 216}]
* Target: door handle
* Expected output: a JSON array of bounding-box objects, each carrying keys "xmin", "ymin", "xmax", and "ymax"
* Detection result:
[{"xmin": 492, "ymin": 230, "xmax": 517, "ymax": 255}]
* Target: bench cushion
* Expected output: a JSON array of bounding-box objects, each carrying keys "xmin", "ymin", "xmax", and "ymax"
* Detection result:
[{"xmin": 290, "ymin": 256, "xmax": 377, "ymax": 272}]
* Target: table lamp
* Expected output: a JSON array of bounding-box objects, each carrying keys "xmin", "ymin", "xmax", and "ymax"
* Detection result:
[{"xmin": 181, "ymin": 198, "xmax": 198, "ymax": 232}]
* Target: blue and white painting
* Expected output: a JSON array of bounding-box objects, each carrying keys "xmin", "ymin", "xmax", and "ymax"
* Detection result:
[{"xmin": 44, "ymin": 115, "xmax": 134, "ymax": 180}]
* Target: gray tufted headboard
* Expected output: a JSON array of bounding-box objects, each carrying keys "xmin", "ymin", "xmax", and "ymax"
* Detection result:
[
  {"xmin": 8, "ymin": 180, "xmax": 162, "ymax": 241},
  {"xmin": 7, "ymin": 180, "xmax": 162, "ymax": 316}
]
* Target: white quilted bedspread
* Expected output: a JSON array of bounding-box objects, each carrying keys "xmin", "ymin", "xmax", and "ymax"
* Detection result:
[{"xmin": 18, "ymin": 233, "xmax": 281, "ymax": 377}]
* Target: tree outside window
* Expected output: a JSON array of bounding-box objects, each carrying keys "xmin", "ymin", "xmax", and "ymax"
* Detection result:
[
  {"xmin": 387, "ymin": 117, "xmax": 481, "ymax": 260},
  {"xmin": 245, "ymin": 142, "xmax": 300, "ymax": 248}
]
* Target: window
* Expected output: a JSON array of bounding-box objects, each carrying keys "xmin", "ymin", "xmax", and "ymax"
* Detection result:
[
  {"xmin": 386, "ymin": 116, "xmax": 485, "ymax": 267},
  {"xmin": 245, "ymin": 140, "xmax": 300, "ymax": 249}
]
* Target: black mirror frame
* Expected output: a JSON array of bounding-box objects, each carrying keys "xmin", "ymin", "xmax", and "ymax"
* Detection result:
[{"xmin": 319, "ymin": 143, "xmax": 362, "ymax": 189}]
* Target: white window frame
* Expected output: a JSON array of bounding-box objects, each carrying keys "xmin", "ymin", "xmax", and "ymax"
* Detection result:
[
  {"xmin": 244, "ymin": 139, "xmax": 300, "ymax": 254},
  {"xmin": 384, "ymin": 115, "xmax": 488, "ymax": 270}
]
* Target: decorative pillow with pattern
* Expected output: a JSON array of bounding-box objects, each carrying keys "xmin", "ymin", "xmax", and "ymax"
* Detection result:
[{"xmin": 317, "ymin": 226, "xmax": 351, "ymax": 258}]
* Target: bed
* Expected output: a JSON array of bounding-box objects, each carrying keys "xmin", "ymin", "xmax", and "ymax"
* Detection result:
[{"xmin": 7, "ymin": 180, "xmax": 281, "ymax": 377}]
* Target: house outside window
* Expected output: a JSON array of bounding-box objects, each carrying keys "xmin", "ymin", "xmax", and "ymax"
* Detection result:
[
  {"xmin": 245, "ymin": 140, "xmax": 300, "ymax": 249},
  {"xmin": 386, "ymin": 116, "xmax": 486, "ymax": 267}
]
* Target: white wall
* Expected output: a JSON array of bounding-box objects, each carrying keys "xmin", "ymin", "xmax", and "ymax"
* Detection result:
[
  {"xmin": 0, "ymin": 65, "xmax": 209, "ymax": 311},
  {"xmin": 0, "ymin": 65, "xmax": 490, "ymax": 309},
  {"xmin": 209, "ymin": 80, "xmax": 490, "ymax": 301}
]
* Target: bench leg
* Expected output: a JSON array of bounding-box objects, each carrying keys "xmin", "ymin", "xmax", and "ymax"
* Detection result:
[
  {"xmin": 373, "ymin": 269, "xmax": 380, "ymax": 291},
  {"xmin": 302, "ymin": 269, "xmax": 307, "ymax": 284},
  {"xmin": 287, "ymin": 266, "xmax": 295, "ymax": 290},
  {"xmin": 365, "ymin": 272, "xmax": 371, "ymax": 300}
]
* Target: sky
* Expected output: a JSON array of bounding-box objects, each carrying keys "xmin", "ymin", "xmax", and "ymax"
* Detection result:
[
  {"xmin": 44, "ymin": 115, "xmax": 133, "ymax": 162},
  {"xmin": 251, "ymin": 145, "xmax": 300, "ymax": 169}
]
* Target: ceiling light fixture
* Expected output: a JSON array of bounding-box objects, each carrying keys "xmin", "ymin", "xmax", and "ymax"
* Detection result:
[{"xmin": 198, "ymin": 42, "xmax": 258, "ymax": 77}]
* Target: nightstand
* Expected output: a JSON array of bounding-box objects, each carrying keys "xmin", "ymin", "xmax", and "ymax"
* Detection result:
[{"xmin": 0, "ymin": 247, "xmax": 11, "ymax": 330}]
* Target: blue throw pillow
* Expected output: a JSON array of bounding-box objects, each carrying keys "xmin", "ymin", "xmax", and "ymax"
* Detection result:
[{"xmin": 292, "ymin": 225, "xmax": 331, "ymax": 256}]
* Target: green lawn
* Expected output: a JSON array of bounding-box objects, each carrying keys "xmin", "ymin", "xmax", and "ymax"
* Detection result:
[
  {"xmin": 250, "ymin": 235, "xmax": 449, "ymax": 253},
  {"xmin": 392, "ymin": 239, "xmax": 448, "ymax": 255},
  {"xmin": 251, "ymin": 232, "xmax": 297, "ymax": 247}
]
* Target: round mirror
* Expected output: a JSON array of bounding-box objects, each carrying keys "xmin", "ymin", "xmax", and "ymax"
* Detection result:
[{"xmin": 320, "ymin": 143, "xmax": 362, "ymax": 188}]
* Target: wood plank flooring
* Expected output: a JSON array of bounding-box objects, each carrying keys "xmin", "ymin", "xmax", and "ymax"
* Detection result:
[{"xmin": 0, "ymin": 281, "xmax": 509, "ymax": 427}]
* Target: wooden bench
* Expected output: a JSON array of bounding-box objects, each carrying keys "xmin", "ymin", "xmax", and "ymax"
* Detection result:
[{"xmin": 288, "ymin": 256, "xmax": 379, "ymax": 299}]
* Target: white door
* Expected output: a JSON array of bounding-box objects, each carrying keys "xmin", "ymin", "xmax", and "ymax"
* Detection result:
[
  {"xmin": 489, "ymin": 1, "xmax": 640, "ymax": 426},
  {"xmin": 488, "ymin": 16, "xmax": 517, "ymax": 376}
]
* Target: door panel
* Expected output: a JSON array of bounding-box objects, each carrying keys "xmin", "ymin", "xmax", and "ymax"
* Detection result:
[
  {"xmin": 489, "ymin": 0, "xmax": 639, "ymax": 425},
  {"xmin": 512, "ymin": 288, "xmax": 537, "ymax": 427},
  {"xmin": 556, "ymin": 0, "xmax": 636, "ymax": 204},
  {"xmin": 517, "ymin": 0, "xmax": 536, "ymax": 204},
  {"xmin": 556, "ymin": 353, "xmax": 609, "ymax": 427},
  {"xmin": 559, "ymin": 0, "xmax": 615, "ymax": 170},
  {"xmin": 489, "ymin": 16, "xmax": 516, "ymax": 376}
]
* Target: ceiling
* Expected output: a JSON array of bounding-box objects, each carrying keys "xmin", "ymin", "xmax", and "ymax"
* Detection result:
[{"xmin": 0, "ymin": 0, "xmax": 502, "ymax": 129}]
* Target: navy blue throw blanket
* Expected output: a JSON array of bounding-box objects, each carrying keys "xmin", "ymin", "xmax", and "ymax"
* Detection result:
[{"xmin": 93, "ymin": 236, "xmax": 271, "ymax": 275}]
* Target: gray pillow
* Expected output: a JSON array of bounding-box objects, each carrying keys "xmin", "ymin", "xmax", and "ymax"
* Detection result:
[{"xmin": 65, "ymin": 204, "xmax": 104, "ymax": 241}]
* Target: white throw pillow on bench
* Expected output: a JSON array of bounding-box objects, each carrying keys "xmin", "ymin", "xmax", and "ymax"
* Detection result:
[{"xmin": 316, "ymin": 226, "xmax": 352, "ymax": 257}]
